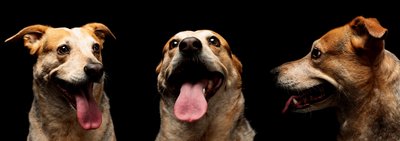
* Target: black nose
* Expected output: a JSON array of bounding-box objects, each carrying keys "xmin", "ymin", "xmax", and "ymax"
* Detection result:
[
  {"xmin": 84, "ymin": 63, "xmax": 104, "ymax": 82},
  {"xmin": 179, "ymin": 37, "xmax": 202, "ymax": 55},
  {"xmin": 270, "ymin": 67, "xmax": 279, "ymax": 76},
  {"xmin": 270, "ymin": 67, "xmax": 281, "ymax": 83}
]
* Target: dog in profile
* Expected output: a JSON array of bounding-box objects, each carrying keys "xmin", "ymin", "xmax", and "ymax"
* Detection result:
[
  {"xmin": 155, "ymin": 30, "xmax": 255, "ymax": 141},
  {"xmin": 5, "ymin": 23, "xmax": 116, "ymax": 141},
  {"xmin": 272, "ymin": 16, "xmax": 400, "ymax": 140}
]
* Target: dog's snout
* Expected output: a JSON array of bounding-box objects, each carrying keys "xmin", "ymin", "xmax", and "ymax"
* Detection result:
[
  {"xmin": 270, "ymin": 67, "xmax": 280, "ymax": 76},
  {"xmin": 84, "ymin": 63, "xmax": 104, "ymax": 82},
  {"xmin": 179, "ymin": 37, "xmax": 202, "ymax": 55}
]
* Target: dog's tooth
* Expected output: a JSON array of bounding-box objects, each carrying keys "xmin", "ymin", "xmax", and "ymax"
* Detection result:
[
  {"xmin": 208, "ymin": 80, "xmax": 213, "ymax": 89},
  {"xmin": 203, "ymin": 88, "xmax": 206, "ymax": 94},
  {"xmin": 293, "ymin": 99, "xmax": 298, "ymax": 104}
]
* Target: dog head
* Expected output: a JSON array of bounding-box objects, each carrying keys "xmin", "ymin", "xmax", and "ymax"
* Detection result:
[
  {"xmin": 156, "ymin": 30, "xmax": 242, "ymax": 122},
  {"xmin": 272, "ymin": 16, "xmax": 387, "ymax": 113},
  {"xmin": 5, "ymin": 23, "xmax": 115, "ymax": 130}
]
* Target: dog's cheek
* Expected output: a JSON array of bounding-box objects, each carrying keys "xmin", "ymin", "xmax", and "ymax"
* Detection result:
[
  {"xmin": 168, "ymin": 49, "xmax": 178, "ymax": 59},
  {"xmin": 33, "ymin": 58, "xmax": 59, "ymax": 80}
]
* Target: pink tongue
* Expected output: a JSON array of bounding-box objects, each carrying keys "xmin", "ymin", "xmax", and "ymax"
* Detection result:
[
  {"xmin": 174, "ymin": 81, "xmax": 207, "ymax": 122},
  {"xmin": 75, "ymin": 90, "xmax": 102, "ymax": 130},
  {"xmin": 282, "ymin": 96, "xmax": 296, "ymax": 114}
]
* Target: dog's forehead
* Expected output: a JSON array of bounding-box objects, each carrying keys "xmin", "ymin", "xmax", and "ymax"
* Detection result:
[
  {"xmin": 174, "ymin": 30, "xmax": 215, "ymax": 39},
  {"xmin": 71, "ymin": 27, "xmax": 97, "ymax": 41},
  {"xmin": 46, "ymin": 27, "xmax": 96, "ymax": 41},
  {"xmin": 316, "ymin": 26, "xmax": 348, "ymax": 49}
]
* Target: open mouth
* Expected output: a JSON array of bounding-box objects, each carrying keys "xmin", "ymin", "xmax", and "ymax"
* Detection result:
[
  {"xmin": 168, "ymin": 62, "xmax": 224, "ymax": 100},
  {"xmin": 281, "ymin": 81, "xmax": 336, "ymax": 113},
  {"xmin": 54, "ymin": 78, "xmax": 102, "ymax": 130},
  {"xmin": 167, "ymin": 62, "xmax": 224, "ymax": 122}
]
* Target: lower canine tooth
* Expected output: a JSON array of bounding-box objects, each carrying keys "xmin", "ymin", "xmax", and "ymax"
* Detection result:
[
  {"xmin": 293, "ymin": 99, "xmax": 298, "ymax": 104},
  {"xmin": 202, "ymin": 88, "xmax": 205, "ymax": 94}
]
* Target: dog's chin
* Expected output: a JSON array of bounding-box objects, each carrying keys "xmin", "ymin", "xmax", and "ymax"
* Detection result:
[
  {"xmin": 54, "ymin": 77, "xmax": 102, "ymax": 130},
  {"xmin": 281, "ymin": 82, "xmax": 337, "ymax": 113}
]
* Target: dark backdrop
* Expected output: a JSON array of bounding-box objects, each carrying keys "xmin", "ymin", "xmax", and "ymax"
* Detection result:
[{"xmin": 0, "ymin": 5, "xmax": 399, "ymax": 141}]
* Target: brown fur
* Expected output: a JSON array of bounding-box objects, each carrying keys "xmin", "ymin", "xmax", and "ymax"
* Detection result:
[
  {"xmin": 5, "ymin": 23, "xmax": 116, "ymax": 141},
  {"xmin": 155, "ymin": 30, "xmax": 255, "ymax": 141},
  {"xmin": 272, "ymin": 16, "xmax": 400, "ymax": 140}
]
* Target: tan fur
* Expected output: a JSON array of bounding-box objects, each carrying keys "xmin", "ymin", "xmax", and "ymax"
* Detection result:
[
  {"xmin": 272, "ymin": 16, "xmax": 400, "ymax": 140},
  {"xmin": 5, "ymin": 23, "xmax": 116, "ymax": 141},
  {"xmin": 155, "ymin": 30, "xmax": 255, "ymax": 141}
]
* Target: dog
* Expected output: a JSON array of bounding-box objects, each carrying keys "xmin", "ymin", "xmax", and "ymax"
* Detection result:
[
  {"xmin": 155, "ymin": 30, "xmax": 255, "ymax": 141},
  {"xmin": 271, "ymin": 16, "xmax": 400, "ymax": 140},
  {"xmin": 5, "ymin": 23, "xmax": 116, "ymax": 141}
]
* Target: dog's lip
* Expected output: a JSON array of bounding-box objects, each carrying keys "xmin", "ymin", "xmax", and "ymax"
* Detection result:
[
  {"xmin": 203, "ymin": 72, "xmax": 224, "ymax": 99},
  {"xmin": 281, "ymin": 82, "xmax": 336, "ymax": 113}
]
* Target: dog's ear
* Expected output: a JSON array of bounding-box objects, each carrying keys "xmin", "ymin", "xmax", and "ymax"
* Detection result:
[
  {"xmin": 350, "ymin": 16, "xmax": 387, "ymax": 39},
  {"xmin": 4, "ymin": 24, "xmax": 49, "ymax": 55},
  {"xmin": 82, "ymin": 23, "xmax": 116, "ymax": 43},
  {"xmin": 350, "ymin": 16, "xmax": 388, "ymax": 61}
]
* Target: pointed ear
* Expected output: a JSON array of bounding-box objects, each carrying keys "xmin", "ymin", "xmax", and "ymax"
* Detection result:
[
  {"xmin": 350, "ymin": 16, "xmax": 387, "ymax": 39},
  {"xmin": 5, "ymin": 24, "xmax": 49, "ymax": 55},
  {"xmin": 82, "ymin": 23, "xmax": 116, "ymax": 42}
]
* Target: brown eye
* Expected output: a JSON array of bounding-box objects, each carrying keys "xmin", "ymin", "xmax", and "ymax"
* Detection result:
[
  {"xmin": 311, "ymin": 47, "xmax": 322, "ymax": 59},
  {"xmin": 169, "ymin": 39, "xmax": 179, "ymax": 49},
  {"xmin": 93, "ymin": 43, "xmax": 100, "ymax": 53},
  {"xmin": 57, "ymin": 45, "xmax": 70, "ymax": 55},
  {"xmin": 208, "ymin": 36, "xmax": 220, "ymax": 47}
]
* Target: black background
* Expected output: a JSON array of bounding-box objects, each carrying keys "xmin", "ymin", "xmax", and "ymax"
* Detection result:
[{"xmin": 0, "ymin": 4, "xmax": 399, "ymax": 141}]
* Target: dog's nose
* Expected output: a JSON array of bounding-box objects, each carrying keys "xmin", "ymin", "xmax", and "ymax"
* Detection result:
[
  {"xmin": 84, "ymin": 63, "xmax": 104, "ymax": 82},
  {"xmin": 179, "ymin": 37, "xmax": 202, "ymax": 55},
  {"xmin": 270, "ymin": 67, "xmax": 281, "ymax": 83},
  {"xmin": 270, "ymin": 67, "xmax": 280, "ymax": 76}
]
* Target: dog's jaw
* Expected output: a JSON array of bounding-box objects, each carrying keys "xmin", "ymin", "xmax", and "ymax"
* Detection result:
[
  {"xmin": 281, "ymin": 83, "xmax": 337, "ymax": 113},
  {"xmin": 275, "ymin": 59, "xmax": 339, "ymax": 113},
  {"xmin": 56, "ymin": 78, "xmax": 102, "ymax": 130},
  {"xmin": 167, "ymin": 64, "xmax": 224, "ymax": 122}
]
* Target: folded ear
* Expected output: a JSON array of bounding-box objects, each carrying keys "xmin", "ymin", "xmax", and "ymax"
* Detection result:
[
  {"xmin": 82, "ymin": 23, "xmax": 116, "ymax": 43},
  {"xmin": 350, "ymin": 16, "xmax": 387, "ymax": 39},
  {"xmin": 350, "ymin": 16, "xmax": 387, "ymax": 61},
  {"xmin": 5, "ymin": 24, "xmax": 49, "ymax": 55}
]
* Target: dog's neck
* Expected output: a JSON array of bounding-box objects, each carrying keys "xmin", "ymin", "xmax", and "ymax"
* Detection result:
[{"xmin": 336, "ymin": 50, "xmax": 400, "ymax": 140}]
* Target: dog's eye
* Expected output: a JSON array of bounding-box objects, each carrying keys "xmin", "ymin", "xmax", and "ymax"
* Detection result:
[
  {"xmin": 311, "ymin": 47, "xmax": 322, "ymax": 59},
  {"xmin": 92, "ymin": 43, "xmax": 100, "ymax": 53},
  {"xmin": 57, "ymin": 45, "xmax": 70, "ymax": 55},
  {"xmin": 208, "ymin": 36, "xmax": 220, "ymax": 47},
  {"xmin": 170, "ymin": 39, "xmax": 179, "ymax": 49}
]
